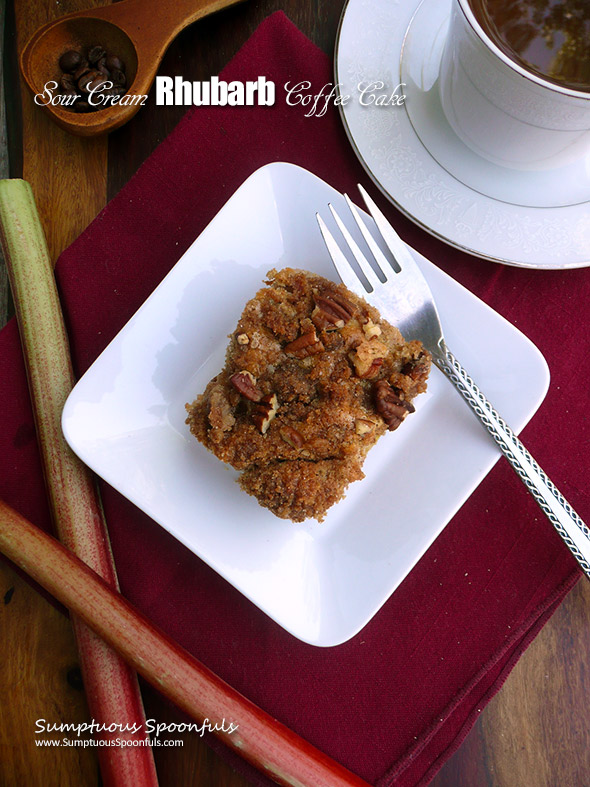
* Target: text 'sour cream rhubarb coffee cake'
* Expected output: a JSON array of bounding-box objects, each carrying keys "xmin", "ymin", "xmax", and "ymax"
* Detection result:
[{"xmin": 186, "ymin": 268, "xmax": 431, "ymax": 522}]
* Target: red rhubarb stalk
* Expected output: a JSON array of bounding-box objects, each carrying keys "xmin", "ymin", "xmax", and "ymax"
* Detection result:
[
  {"xmin": 0, "ymin": 500, "xmax": 370, "ymax": 787},
  {"xmin": 0, "ymin": 180, "xmax": 158, "ymax": 786}
]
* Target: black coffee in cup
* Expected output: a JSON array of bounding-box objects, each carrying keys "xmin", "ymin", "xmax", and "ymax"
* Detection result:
[{"xmin": 467, "ymin": 0, "xmax": 590, "ymax": 92}]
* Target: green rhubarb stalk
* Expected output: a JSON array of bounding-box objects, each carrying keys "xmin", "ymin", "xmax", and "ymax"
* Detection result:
[
  {"xmin": 0, "ymin": 179, "xmax": 158, "ymax": 787},
  {"xmin": 0, "ymin": 499, "xmax": 371, "ymax": 787}
]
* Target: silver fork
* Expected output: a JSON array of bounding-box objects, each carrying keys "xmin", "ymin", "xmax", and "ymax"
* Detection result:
[{"xmin": 317, "ymin": 184, "xmax": 590, "ymax": 581}]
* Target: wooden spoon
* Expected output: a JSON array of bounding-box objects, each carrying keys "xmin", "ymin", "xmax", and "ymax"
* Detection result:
[{"xmin": 20, "ymin": 0, "xmax": 246, "ymax": 137}]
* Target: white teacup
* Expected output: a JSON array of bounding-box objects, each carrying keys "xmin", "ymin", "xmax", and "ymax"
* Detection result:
[{"xmin": 438, "ymin": 0, "xmax": 590, "ymax": 171}]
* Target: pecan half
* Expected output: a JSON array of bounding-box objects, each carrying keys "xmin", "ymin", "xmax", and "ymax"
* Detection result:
[
  {"xmin": 252, "ymin": 393, "xmax": 279, "ymax": 434},
  {"xmin": 312, "ymin": 291, "xmax": 356, "ymax": 329},
  {"xmin": 280, "ymin": 425, "xmax": 305, "ymax": 448},
  {"xmin": 230, "ymin": 370, "xmax": 262, "ymax": 402},
  {"xmin": 284, "ymin": 329, "xmax": 324, "ymax": 358},
  {"xmin": 374, "ymin": 380, "xmax": 415, "ymax": 431}
]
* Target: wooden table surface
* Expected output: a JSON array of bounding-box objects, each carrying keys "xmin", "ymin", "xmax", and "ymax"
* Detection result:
[{"xmin": 1, "ymin": 1, "xmax": 590, "ymax": 785}]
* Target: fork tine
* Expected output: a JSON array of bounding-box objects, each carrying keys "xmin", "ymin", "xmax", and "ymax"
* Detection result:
[
  {"xmin": 357, "ymin": 184, "xmax": 419, "ymax": 277},
  {"xmin": 343, "ymin": 195, "xmax": 399, "ymax": 277},
  {"xmin": 316, "ymin": 213, "xmax": 367, "ymax": 294},
  {"xmin": 328, "ymin": 203, "xmax": 382, "ymax": 292}
]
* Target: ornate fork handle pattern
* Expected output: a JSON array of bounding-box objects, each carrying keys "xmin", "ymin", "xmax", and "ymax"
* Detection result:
[{"xmin": 434, "ymin": 340, "xmax": 590, "ymax": 580}]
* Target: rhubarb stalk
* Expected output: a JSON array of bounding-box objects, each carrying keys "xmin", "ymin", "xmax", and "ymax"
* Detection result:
[
  {"xmin": 0, "ymin": 179, "xmax": 158, "ymax": 786},
  {"xmin": 0, "ymin": 500, "xmax": 370, "ymax": 787}
]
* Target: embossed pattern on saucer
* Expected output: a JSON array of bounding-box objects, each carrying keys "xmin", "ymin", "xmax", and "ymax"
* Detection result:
[{"xmin": 335, "ymin": 0, "xmax": 590, "ymax": 268}]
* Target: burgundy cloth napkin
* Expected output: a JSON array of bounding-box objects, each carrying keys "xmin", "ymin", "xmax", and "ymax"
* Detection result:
[{"xmin": 1, "ymin": 12, "xmax": 587, "ymax": 786}]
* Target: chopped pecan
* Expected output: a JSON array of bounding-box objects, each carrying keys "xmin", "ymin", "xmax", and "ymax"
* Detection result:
[
  {"xmin": 374, "ymin": 380, "xmax": 415, "ymax": 431},
  {"xmin": 312, "ymin": 291, "xmax": 355, "ymax": 329},
  {"xmin": 402, "ymin": 351, "xmax": 430, "ymax": 380},
  {"xmin": 362, "ymin": 320, "xmax": 382, "ymax": 339},
  {"xmin": 280, "ymin": 425, "xmax": 305, "ymax": 448},
  {"xmin": 284, "ymin": 329, "xmax": 324, "ymax": 358},
  {"xmin": 349, "ymin": 337, "xmax": 389, "ymax": 378},
  {"xmin": 357, "ymin": 358, "xmax": 383, "ymax": 379},
  {"xmin": 236, "ymin": 333, "xmax": 249, "ymax": 345},
  {"xmin": 208, "ymin": 386, "xmax": 235, "ymax": 432},
  {"xmin": 252, "ymin": 393, "xmax": 279, "ymax": 434},
  {"xmin": 355, "ymin": 418, "xmax": 375, "ymax": 435},
  {"xmin": 230, "ymin": 370, "xmax": 262, "ymax": 402}
]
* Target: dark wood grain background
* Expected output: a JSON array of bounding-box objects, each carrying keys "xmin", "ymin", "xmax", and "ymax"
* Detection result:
[{"xmin": 1, "ymin": 0, "xmax": 590, "ymax": 785}]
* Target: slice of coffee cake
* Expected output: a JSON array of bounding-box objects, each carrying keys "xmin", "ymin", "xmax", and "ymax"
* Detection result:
[{"xmin": 186, "ymin": 268, "xmax": 430, "ymax": 522}]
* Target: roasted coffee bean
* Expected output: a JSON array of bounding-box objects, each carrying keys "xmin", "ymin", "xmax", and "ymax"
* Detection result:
[
  {"xmin": 60, "ymin": 73, "xmax": 75, "ymax": 92},
  {"xmin": 86, "ymin": 75, "xmax": 110, "ymax": 93},
  {"xmin": 73, "ymin": 60, "xmax": 91, "ymax": 81},
  {"xmin": 96, "ymin": 56, "xmax": 110, "ymax": 76},
  {"xmin": 109, "ymin": 68, "xmax": 126, "ymax": 87},
  {"xmin": 87, "ymin": 46, "xmax": 106, "ymax": 64},
  {"xmin": 74, "ymin": 100, "xmax": 92, "ymax": 113},
  {"xmin": 105, "ymin": 54, "xmax": 125, "ymax": 72},
  {"xmin": 77, "ymin": 69, "xmax": 100, "ymax": 93},
  {"xmin": 59, "ymin": 49, "xmax": 83, "ymax": 73}
]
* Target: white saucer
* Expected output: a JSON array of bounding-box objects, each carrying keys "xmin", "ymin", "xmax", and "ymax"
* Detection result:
[{"xmin": 335, "ymin": 0, "xmax": 590, "ymax": 268}]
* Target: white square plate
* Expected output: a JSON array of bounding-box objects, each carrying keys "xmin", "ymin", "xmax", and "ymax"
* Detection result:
[{"xmin": 62, "ymin": 162, "xmax": 549, "ymax": 647}]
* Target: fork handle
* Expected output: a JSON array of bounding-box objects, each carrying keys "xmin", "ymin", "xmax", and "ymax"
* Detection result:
[{"xmin": 433, "ymin": 340, "xmax": 590, "ymax": 580}]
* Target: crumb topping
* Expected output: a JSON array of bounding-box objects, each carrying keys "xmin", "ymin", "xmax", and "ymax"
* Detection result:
[{"xmin": 186, "ymin": 268, "xmax": 430, "ymax": 522}]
